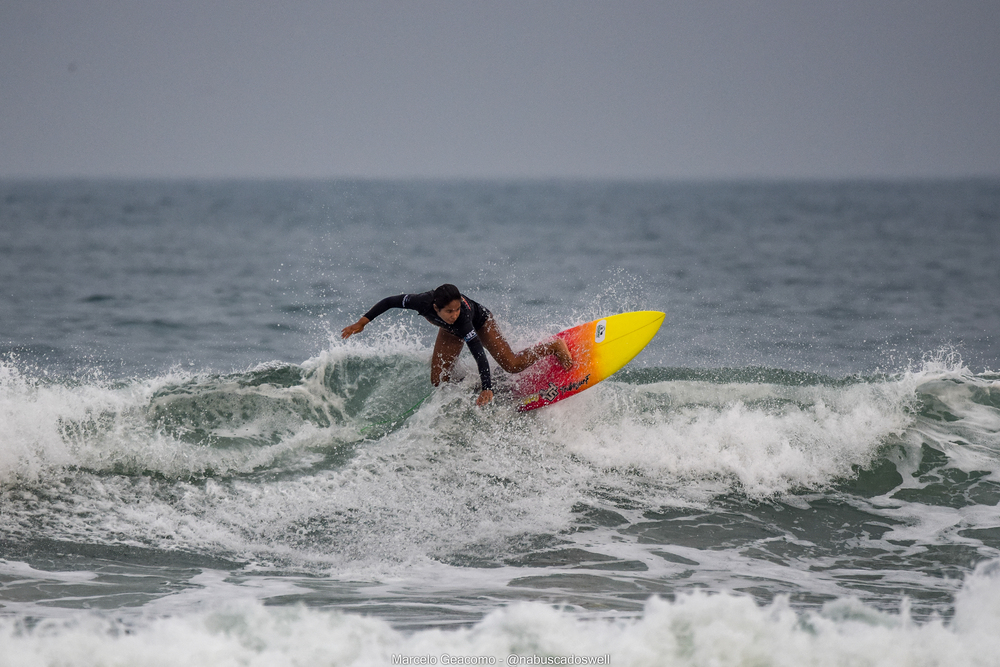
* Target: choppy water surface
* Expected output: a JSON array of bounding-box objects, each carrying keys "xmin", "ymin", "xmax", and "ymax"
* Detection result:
[{"xmin": 2, "ymin": 180, "xmax": 999, "ymax": 665}]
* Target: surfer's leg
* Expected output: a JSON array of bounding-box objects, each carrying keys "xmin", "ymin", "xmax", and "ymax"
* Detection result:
[
  {"xmin": 431, "ymin": 328, "xmax": 465, "ymax": 385},
  {"xmin": 478, "ymin": 317, "xmax": 572, "ymax": 373}
]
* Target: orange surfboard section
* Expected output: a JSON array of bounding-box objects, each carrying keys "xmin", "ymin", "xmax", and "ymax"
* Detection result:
[{"xmin": 513, "ymin": 311, "xmax": 665, "ymax": 412}]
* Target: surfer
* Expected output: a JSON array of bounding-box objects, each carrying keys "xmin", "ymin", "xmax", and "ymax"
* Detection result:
[{"xmin": 341, "ymin": 284, "xmax": 573, "ymax": 406}]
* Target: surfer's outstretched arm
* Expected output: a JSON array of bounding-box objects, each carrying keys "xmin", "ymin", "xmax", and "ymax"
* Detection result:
[
  {"xmin": 341, "ymin": 316, "xmax": 369, "ymax": 339},
  {"xmin": 341, "ymin": 294, "xmax": 407, "ymax": 338}
]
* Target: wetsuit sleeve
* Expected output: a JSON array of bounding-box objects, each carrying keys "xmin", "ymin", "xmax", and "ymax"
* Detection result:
[
  {"xmin": 452, "ymin": 306, "xmax": 492, "ymax": 391},
  {"xmin": 363, "ymin": 295, "xmax": 407, "ymax": 322},
  {"xmin": 466, "ymin": 336, "xmax": 493, "ymax": 391}
]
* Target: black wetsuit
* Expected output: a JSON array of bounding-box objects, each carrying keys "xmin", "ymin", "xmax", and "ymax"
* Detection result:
[{"xmin": 363, "ymin": 292, "xmax": 493, "ymax": 390}]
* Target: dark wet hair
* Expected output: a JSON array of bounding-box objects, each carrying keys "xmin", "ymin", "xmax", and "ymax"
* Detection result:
[{"xmin": 433, "ymin": 283, "xmax": 462, "ymax": 309}]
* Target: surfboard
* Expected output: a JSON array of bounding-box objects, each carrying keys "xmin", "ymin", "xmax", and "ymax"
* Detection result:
[{"xmin": 512, "ymin": 310, "xmax": 665, "ymax": 412}]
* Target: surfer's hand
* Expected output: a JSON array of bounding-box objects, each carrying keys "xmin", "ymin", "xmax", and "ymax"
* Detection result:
[
  {"xmin": 476, "ymin": 389, "xmax": 494, "ymax": 406},
  {"xmin": 341, "ymin": 318, "xmax": 369, "ymax": 339}
]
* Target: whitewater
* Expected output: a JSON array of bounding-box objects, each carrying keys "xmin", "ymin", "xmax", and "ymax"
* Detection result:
[{"xmin": 2, "ymin": 179, "xmax": 999, "ymax": 665}]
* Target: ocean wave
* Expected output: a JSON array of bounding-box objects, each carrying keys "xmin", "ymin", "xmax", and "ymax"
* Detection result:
[
  {"xmin": 2, "ymin": 559, "xmax": 999, "ymax": 667},
  {"xmin": 2, "ymin": 344, "xmax": 998, "ymax": 492},
  {"xmin": 2, "ymin": 346, "xmax": 999, "ymax": 571}
]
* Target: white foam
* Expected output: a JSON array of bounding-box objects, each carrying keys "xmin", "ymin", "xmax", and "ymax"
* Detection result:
[
  {"xmin": 0, "ymin": 344, "xmax": 421, "ymax": 486},
  {"xmin": 3, "ymin": 559, "xmax": 999, "ymax": 667},
  {"xmin": 537, "ymin": 374, "xmax": 915, "ymax": 498},
  {"xmin": 0, "ymin": 361, "xmax": 323, "ymax": 485},
  {"xmin": 0, "ymin": 360, "xmax": 140, "ymax": 485},
  {"xmin": 5, "ymin": 349, "xmax": 999, "ymax": 582}
]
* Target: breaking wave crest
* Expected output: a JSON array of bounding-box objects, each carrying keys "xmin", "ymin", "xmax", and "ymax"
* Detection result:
[{"xmin": 1, "ymin": 344, "xmax": 997, "ymax": 572}]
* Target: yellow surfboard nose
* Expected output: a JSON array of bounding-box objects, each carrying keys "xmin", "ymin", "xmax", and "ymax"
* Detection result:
[{"xmin": 593, "ymin": 311, "xmax": 665, "ymax": 377}]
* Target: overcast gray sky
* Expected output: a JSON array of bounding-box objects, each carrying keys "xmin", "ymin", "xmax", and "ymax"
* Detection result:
[{"xmin": 2, "ymin": 1, "xmax": 998, "ymax": 180}]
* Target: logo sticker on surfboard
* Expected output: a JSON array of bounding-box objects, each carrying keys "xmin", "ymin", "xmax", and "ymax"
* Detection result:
[{"xmin": 595, "ymin": 320, "xmax": 607, "ymax": 343}]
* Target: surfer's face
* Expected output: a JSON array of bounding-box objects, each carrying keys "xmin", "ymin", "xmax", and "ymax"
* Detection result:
[{"xmin": 434, "ymin": 299, "xmax": 462, "ymax": 325}]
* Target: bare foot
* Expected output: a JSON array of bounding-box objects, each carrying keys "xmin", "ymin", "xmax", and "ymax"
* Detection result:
[{"xmin": 552, "ymin": 339, "xmax": 573, "ymax": 370}]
